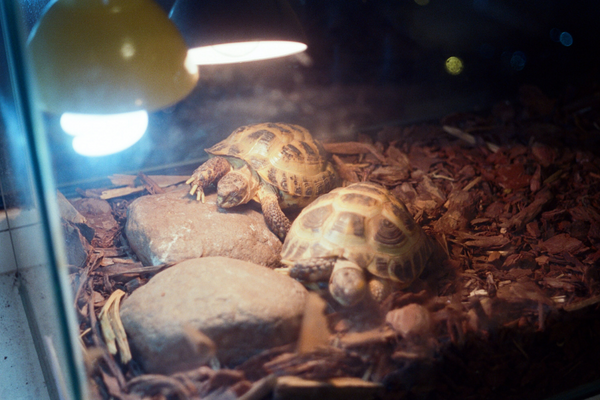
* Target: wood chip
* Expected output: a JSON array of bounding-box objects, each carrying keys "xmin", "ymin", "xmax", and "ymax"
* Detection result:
[
  {"xmin": 539, "ymin": 233, "xmax": 584, "ymax": 254},
  {"xmin": 274, "ymin": 376, "xmax": 382, "ymax": 400},
  {"xmin": 502, "ymin": 187, "xmax": 553, "ymax": 230},
  {"xmin": 336, "ymin": 327, "xmax": 397, "ymax": 348},
  {"xmin": 297, "ymin": 293, "xmax": 330, "ymax": 354},
  {"xmin": 462, "ymin": 235, "xmax": 510, "ymax": 249},
  {"xmin": 323, "ymin": 141, "xmax": 386, "ymax": 163}
]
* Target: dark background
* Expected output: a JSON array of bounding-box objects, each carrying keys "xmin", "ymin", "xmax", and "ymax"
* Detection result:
[{"xmin": 2, "ymin": 0, "xmax": 599, "ymax": 196}]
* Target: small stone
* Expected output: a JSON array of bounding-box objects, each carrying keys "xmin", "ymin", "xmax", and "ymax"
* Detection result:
[
  {"xmin": 56, "ymin": 191, "xmax": 87, "ymax": 225},
  {"xmin": 385, "ymin": 303, "xmax": 431, "ymax": 339},
  {"xmin": 62, "ymin": 222, "xmax": 91, "ymax": 268},
  {"xmin": 71, "ymin": 197, "xmax": 119, "ymax": 247},
  {"xmin": 120, "ymin": 257, "xmax": 307, "ymax": 374},
  {"xmin": 125, "ymin": 188, "xmax": 282, "ymax": 268}
]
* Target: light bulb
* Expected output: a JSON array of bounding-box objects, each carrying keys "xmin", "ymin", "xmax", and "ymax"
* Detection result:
[
  {"xmin": 188, "ymin": 40, "xmax": 307, "ymax": 65},
  {"xmin": 60, "ymin": 111, "xmax": 149, "ymax": 156}
]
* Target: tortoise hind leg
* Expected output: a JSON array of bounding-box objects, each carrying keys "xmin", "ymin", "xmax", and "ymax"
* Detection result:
[
  {"xmin": 258, "ymin": 184, "xmax": 290, "ymax": 240},
  {"xmin": 186, "ymin": 157, "xmax": 231, "ymax": 202}
]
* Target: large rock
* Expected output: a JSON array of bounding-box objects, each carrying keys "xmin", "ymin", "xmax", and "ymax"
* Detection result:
[
  {"xmin": 120, "ymin": 257, "xmax": 307, "ymax": 373},
  {"xmin": 125, "ymin": 188, "xmax": 282, "ymax": 268}
]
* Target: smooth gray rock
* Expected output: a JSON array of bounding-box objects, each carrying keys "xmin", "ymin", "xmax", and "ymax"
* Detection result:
[
  {"xmin": 120, "ymin": 257, "xmax": 307, "ymax": 373},
  {"xmin": 125, "ymin": 188, "xmax": 282, "ymax": 268}
]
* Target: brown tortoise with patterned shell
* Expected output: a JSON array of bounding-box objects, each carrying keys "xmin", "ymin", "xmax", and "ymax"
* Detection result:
[
  {"xmin": 186, "ymin": 122, "xmax": 339, "ymax": 240},
  {"xmin": 281, "ymin": 182, "xmax": 436, "ymax": 306}
]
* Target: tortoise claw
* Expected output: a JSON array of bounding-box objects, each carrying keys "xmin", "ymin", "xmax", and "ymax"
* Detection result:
[{"xmin": 186, "ymin": 157, "xmax": 232, "ymax": 202}]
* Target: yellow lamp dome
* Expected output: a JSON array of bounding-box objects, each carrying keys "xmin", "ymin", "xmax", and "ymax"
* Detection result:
[{"xmin": 27, "ymin": 0, "xmax": 199, "ymax": 115}]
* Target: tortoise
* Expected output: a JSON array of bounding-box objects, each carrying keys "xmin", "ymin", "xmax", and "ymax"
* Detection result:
[
  {"xmin": 186, "ymin": 122, "xmax": 339, "ymax": 240},
  {"xmin": 281, "ymin": 182, "xmax": 436, "ymax": 306}
]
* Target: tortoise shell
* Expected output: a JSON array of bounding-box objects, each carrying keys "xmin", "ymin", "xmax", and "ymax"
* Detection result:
[
  {"xmin": 281, "ymin": 182, "xmax": 433, "ymax": 287},
  {"xmin": 207, "ymin": 122, "xmax": 338, "ymax": 207}
]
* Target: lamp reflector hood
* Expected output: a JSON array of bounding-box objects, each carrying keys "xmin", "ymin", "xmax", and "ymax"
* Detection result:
[
  {"xmin": 170, "ymin": 0, "xmax": 307, "ymax": 64},
  {"xmin": 27, "ymin": 0, "xmax": 199, "ymax": 115}
]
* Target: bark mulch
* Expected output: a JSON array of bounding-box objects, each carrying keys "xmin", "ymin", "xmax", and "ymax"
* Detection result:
[{"xmin": 68, "ymin": 84, "xmax": 600, "ymax": 400}]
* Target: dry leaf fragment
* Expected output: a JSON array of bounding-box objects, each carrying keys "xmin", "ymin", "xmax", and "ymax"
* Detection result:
[{"xmin": 98, "ymin": 289, "xmax": 132, "ymax": 364}]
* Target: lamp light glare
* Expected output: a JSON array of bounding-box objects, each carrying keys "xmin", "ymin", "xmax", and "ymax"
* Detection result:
[
  {"xmin": 559, "ymin": 32, "xmax": 573, "ymax": 47},
  {"xmin": 188, "ymin": 40, "xmax": 307, "ymax": 65},
  {"xmin": 60, "ymin": 111, "xmax": 149, "ymax": 156}
]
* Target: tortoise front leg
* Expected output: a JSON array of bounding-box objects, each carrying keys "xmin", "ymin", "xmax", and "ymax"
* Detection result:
[
  {"xmin": 289, "ymin": 257, "xmax": 336, "ymax": 282},
  {"xmin": 258, "ymin": 184, "xmax": 290, "ymax": 240},
  {"xmin": 368, "ymin": 276, "xmax": 396, "ymax": 303},
  {"xmin": 186, "ymin": 157, "xmax": 231, "ymax": 202}
]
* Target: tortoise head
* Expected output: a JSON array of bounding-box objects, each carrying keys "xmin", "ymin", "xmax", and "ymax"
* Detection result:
[
  {"xmin": 329, "ymin": 260, "xmax": 368, "ymax": 307},
  {"xmin": 217, "ymin": 164, "xmax": 259, "ymax": 208}
]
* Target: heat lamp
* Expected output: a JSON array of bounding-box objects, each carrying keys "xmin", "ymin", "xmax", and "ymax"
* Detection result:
[
  {"xmin": 169, "ymin": 0, "xmax": 307, "ymax": 65},
  {"xmin": 27, "ymin": 0, "xmax": 199, "ymax": 156}
]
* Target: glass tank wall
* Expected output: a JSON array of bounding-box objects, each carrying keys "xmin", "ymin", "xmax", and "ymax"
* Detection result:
[{"xmin": 1, "ymin": 1, "xmax": 599, "ymax": 399}]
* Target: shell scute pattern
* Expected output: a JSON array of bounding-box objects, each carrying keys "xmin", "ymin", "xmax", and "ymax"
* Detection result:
[
  {"xmin": 206, "ymin": 123, "xmax": 337, "ymax": 202},
  {"xmin": 282, "ymin": 182, "xmax": 433, "ymax": 288}
]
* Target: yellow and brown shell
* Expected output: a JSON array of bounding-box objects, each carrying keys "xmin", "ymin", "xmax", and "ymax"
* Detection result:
[
  {"xmin": 207, "ymin": 122, "xmax": 338, "ymax": 207},
  {"xmin": 281, "ymin": 182, "xmax": 433, "ymax": 287}
]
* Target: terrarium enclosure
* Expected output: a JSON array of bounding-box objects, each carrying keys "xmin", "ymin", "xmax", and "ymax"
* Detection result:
[{"xmin": 1, "ymin": 0, "xmax": 600, "ymax": 399}]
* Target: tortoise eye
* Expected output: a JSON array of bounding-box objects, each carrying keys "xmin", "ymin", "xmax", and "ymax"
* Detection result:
[{"xmin": 373, "ymin": 217, "xmax": 405, "ymax": 246}]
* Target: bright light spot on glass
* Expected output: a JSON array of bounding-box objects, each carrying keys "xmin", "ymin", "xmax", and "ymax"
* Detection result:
[
  {"xmin": 559, "ymin": 31, "xmax": 573, "ymax": 47},
  {"xmin": 510, "ymin": 51, "xmax": 526, "ymax": 71},
  {"xmin": 188, "ymin": 41, "xmax": 307, "ymax": 65},
  {"xmin": 121, "ymin": 40, "xmax": 136, "ymax": 59},
  {"xmin": 550, "ymin": 28, "xmax": 573, "ymax": 47},
  {"xmin": 60, "ymin": 111, "xmax": 148, "ymax": 156},
  {"xmin": 445, "ymin": 56, "xmax": 464, "ymax": 75},
  {"xmin": 414, "ymin": 0, "xmax": 429, "ymax": 5}
]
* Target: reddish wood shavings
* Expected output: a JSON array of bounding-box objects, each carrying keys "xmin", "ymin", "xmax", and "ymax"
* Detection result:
[{"xmin": 68, "ymin": 84, "xmax": 600, "ymax": 400}]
